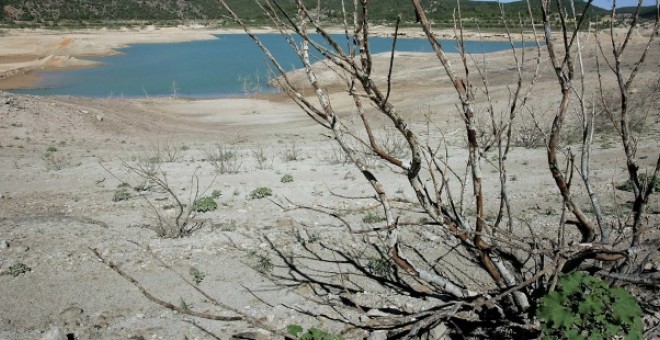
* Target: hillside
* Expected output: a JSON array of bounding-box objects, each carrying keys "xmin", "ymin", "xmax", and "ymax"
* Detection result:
[{"xmin": 1, "ymin": 0, "xmax": 612, "ymax": 25}]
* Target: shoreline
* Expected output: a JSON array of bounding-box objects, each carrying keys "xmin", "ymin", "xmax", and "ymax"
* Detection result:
[{"xmin": 0, "ymin": 25, "xmax": 536, "ymax": 93}]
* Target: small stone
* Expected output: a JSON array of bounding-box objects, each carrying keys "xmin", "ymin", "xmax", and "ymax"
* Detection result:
[
  {"xmin": 231, "ymin": 330, "xmax": 273, "ymax": 340},
  {"xmin": 367, "ymin": 330, "xmax": 387, "ymax": 340},
  {"xmin": 428, "ymin": 322, "xmax": 449, "ymax": 339},
  {"xmin": 96, "ymin": 114, "xmax": 104, "ymax": 122},
  {"xmin": 58, "ymin": 306, "xmax": 84, "ymax": 330},
  {"xmin": 0, "ymin": 240, "xmax": 9, "ymax": 249},
  {"xmin": 80, "ymin": 110, "xmax": 89, "ymax": 114},
  {"xmin": 366, "ymin": 309, "xmax": 390, "ymax": 318},
  {"xmin": 275, "ymin": 217, "xmax": 295, "ymax": 228},
  {"xmin": 39, "ymin": 327, "xmax": 67, "ymax": 340},
  {"xmin": 644, "ymin": 262, "xmax": 653, "ymax": 271}
]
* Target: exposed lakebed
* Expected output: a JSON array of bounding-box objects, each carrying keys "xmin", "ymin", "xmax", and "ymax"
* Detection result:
[{"xmin": 14, "ymin": 34, "xmax": 531, "ymax": 98}]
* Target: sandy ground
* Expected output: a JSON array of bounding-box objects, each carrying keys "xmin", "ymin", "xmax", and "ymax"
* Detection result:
[{"xmin": 0, "ymin": 26, "xmax": 658, "ymax": 339}]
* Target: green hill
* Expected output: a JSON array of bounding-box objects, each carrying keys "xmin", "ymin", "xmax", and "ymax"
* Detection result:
[{"xmin": 0, "ymin": 0, "xmax": 616, "ymax": 26}]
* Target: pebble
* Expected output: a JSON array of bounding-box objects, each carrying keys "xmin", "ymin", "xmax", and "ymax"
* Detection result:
[
  {"xmin": 367, "ymin": 331, "xmax": 387, "ymax": 340},
  {"xmin": 39, "ymin": 327, "xmax": 67, "ymax": 340},
  {"xmin": 0, "ymin": 240, "xmax": 9, "ymax": 249}
]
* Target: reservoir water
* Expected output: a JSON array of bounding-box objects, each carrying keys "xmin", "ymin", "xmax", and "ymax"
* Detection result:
[{"xmin": 14, "ymin": 34, "xmax": 529, "ymax": 98}]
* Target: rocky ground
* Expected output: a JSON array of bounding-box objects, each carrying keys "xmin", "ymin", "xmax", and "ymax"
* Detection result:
[{"xmin": 0, "ymin": 27, "xmax": 658, "ymax": 340}]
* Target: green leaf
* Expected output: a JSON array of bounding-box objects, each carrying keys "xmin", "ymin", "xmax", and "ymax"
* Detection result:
[
  {"xmin": 287, "ymin": 324, "xmax": 303, "ymax": 337},
  {"xmin": 578, "ymin": 295, "xmax": 604, "ymax": 316},
  {"xmin": 611, "ymin": 288, "xmax": 642, "ymax": 324},
  {"xmin": 560, "ymin": 273, "xmax": 583, "ymax": 295},
  {"xmin": 565, "ymin": 328, "xmax": 582, "ymax": 340}
]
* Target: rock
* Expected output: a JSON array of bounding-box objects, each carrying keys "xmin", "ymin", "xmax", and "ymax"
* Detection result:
[
  {"xmin": 80, "ymin": 110, "xmax": 89, "ymax": 114},
  {"xmin": 366, "ymin": 308, "xmax": 390, "ymax": 318},
  {"xmin": 428, "ymin": 322, "xmax": 449, "ymax": 339},
  {"xmin": 58, "ymin": 305, "xmax": 84, "ymax": 330},
  {"xmin": 367, "ymin": 330, "xmax": 388, "ymax": 340},
  {"xmin": 96, "ymin": 114, "xmax": 104, "ymax": 122},
  {"xmin": 276, "ymin": 217, "xmax": 295, "ymax": 228},
  {"xmin": 231, "ymin": 330, "xmax": 275, "ymax": 340},
  {"xmin": 39, "ymin": 327, "xmax": 67, "ymax": 340},
  {"xmin": 0, "ymin": 240, "xmax": 9, "ymax": 249}
]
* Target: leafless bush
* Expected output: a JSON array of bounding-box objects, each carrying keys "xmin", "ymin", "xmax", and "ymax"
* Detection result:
[
  {"xmin": 251, "ymin": 144, "xmax": 273, "ymax": 170},
  {"xmin": 98, "ymin": 0, "xmax": 659, "ymax": 338},
  {"xmin": 513, "ymin": 110, "xmax": 547, "ymax": 148},
  {"xmin": 318, "ymin": 142, "xmax": 351, "ymax": 165},
  {"xmin": 120, "ymin": 161, "xmax": 211, "ymax": 238},
  {"xmin": 375, "ymin": 127, "xmax": 410, "ymax": 159},
  {"xmin": 280, "ymin": 140, "xmax": 303, "ymax": 162},
  {"xmin": 147, "ymin": 135, "xmax": 185, "ymax": 163},
  {"xmin": 205, "ymin": 143, "xmax": 243, "ymax": 174},
  {"xmin": 42, "ymin": 152, "xmax": 72, "ymax": 170}
]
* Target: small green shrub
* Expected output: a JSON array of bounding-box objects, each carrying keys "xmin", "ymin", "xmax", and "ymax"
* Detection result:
[
  {"xmin": 9, "ymin": 262, "xmax": 31, "ymax": 277},
  {"xmin": 249, "ymin": 187, "xmax": 272, "ymax": 199},
  {"xmin": 537, "ymin": 272, "xmax": 643, "ymax": 340},
  {"xmin": 189, "ymin": 267, "xmax": 206, "ymax": 285},
  {"xmin": 362, "ymin": 212, "xmax": 385, "ymax": 224},
  {"xmin": 616, "ymin": 173, "xmax": 660, "ymax": 193},
  {"xmin": 113, "ymin": 188, "xmax": 131, "ymax": 202},
  {"xmin": 192, "ymin": 196, "xmax": 217, "ymax": 213},
  {"xmin": 46, "ymin": 145, "xmax": 58, "ymax": 152},
  {"xmin": 211, "ymin": 189, "xmax": 222, "ymax": 199},
  {"xmin": 287, "ymin": 324, "xmax": 345, "ymax": 340},
  {"xmin": 249, "ymin": 251, "xmax": 274, "ymax": 273},
  {"xmin": 367, "ymin": 256, "xmax": 390, "ymax": 277},
  {"xmin": 281, "ymin": 174, "xmax": 294, "ymax": 183}
]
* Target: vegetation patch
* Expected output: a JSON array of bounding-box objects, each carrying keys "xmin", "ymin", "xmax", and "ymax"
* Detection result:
[
  {"xmin": 192, "ymin": 196, "xmax": 217, "ymax": 213},
  {"xmin": 537, "ymin": 272, "xmax": 643, "ymax": 339},
  {"xmin": 616, "ymin": 173, "xmax": 660, "ymax": 193},
  {"xmin": 249, "ymin": 187, "xmax": 272, "ymax": 200},
  {"xmin": 113, "ymin": 188, "xmax": 131, "ymax": 202}
]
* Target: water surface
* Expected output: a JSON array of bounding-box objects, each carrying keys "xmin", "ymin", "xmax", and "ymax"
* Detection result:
[{"xmin": 15, "ymin": 34, "xmax": 529, "ymax": 98}]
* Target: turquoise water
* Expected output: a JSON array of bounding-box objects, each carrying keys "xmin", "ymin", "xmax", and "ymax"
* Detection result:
[{"xmin": 14, "ymin": 34, "xmax": 528, "ymax": 98}]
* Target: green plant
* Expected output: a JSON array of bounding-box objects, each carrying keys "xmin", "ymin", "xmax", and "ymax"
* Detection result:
[
  {"xmin": 211, "ymin": 189, "xmax": 222, "ymax": 199},
  {"xmin": 367, "ymin": 256, "xmax": 390, "ymax": 277},
  {"xmin": 9, "ymin": 262, "xmax": 31, "ymax": 277},
  {"xmin": 249, "ymin": 251, "xmax": 274, "ymax": 273},
  {"xmin": 362, "ymin": 212, "xmax": 385, "ymax": 224},
  {"xmin": 287, "ymin": 324, "xmax": 345, "ymax": 340},
  {"xmin": 192, "ymin": 196, "xmax": 217, "ymax": 213},
  {"xmin": 249, "ymin": 187, "xmax": 272, "ymax": 200},
  {"xmin": 189, "ymin": 267, "xmax": 206, "ymax": 285},
  {"xmin": 46, "ymin": 145, "xmax": 58, "ymax": 152},
  {"xmin": 281, "ymin": 174, "xmax": 294, "ymax": 183},
  {"xmin": 616, "ymin": 173, "xmax": 659, "ymax": 193},
  {"xmin": 537, "ymin": 272, "xmax": 643, "ymax": 340},
  {"xmin": 113, "ymin": 188, "xmax": 131, "ymax": 202}
]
